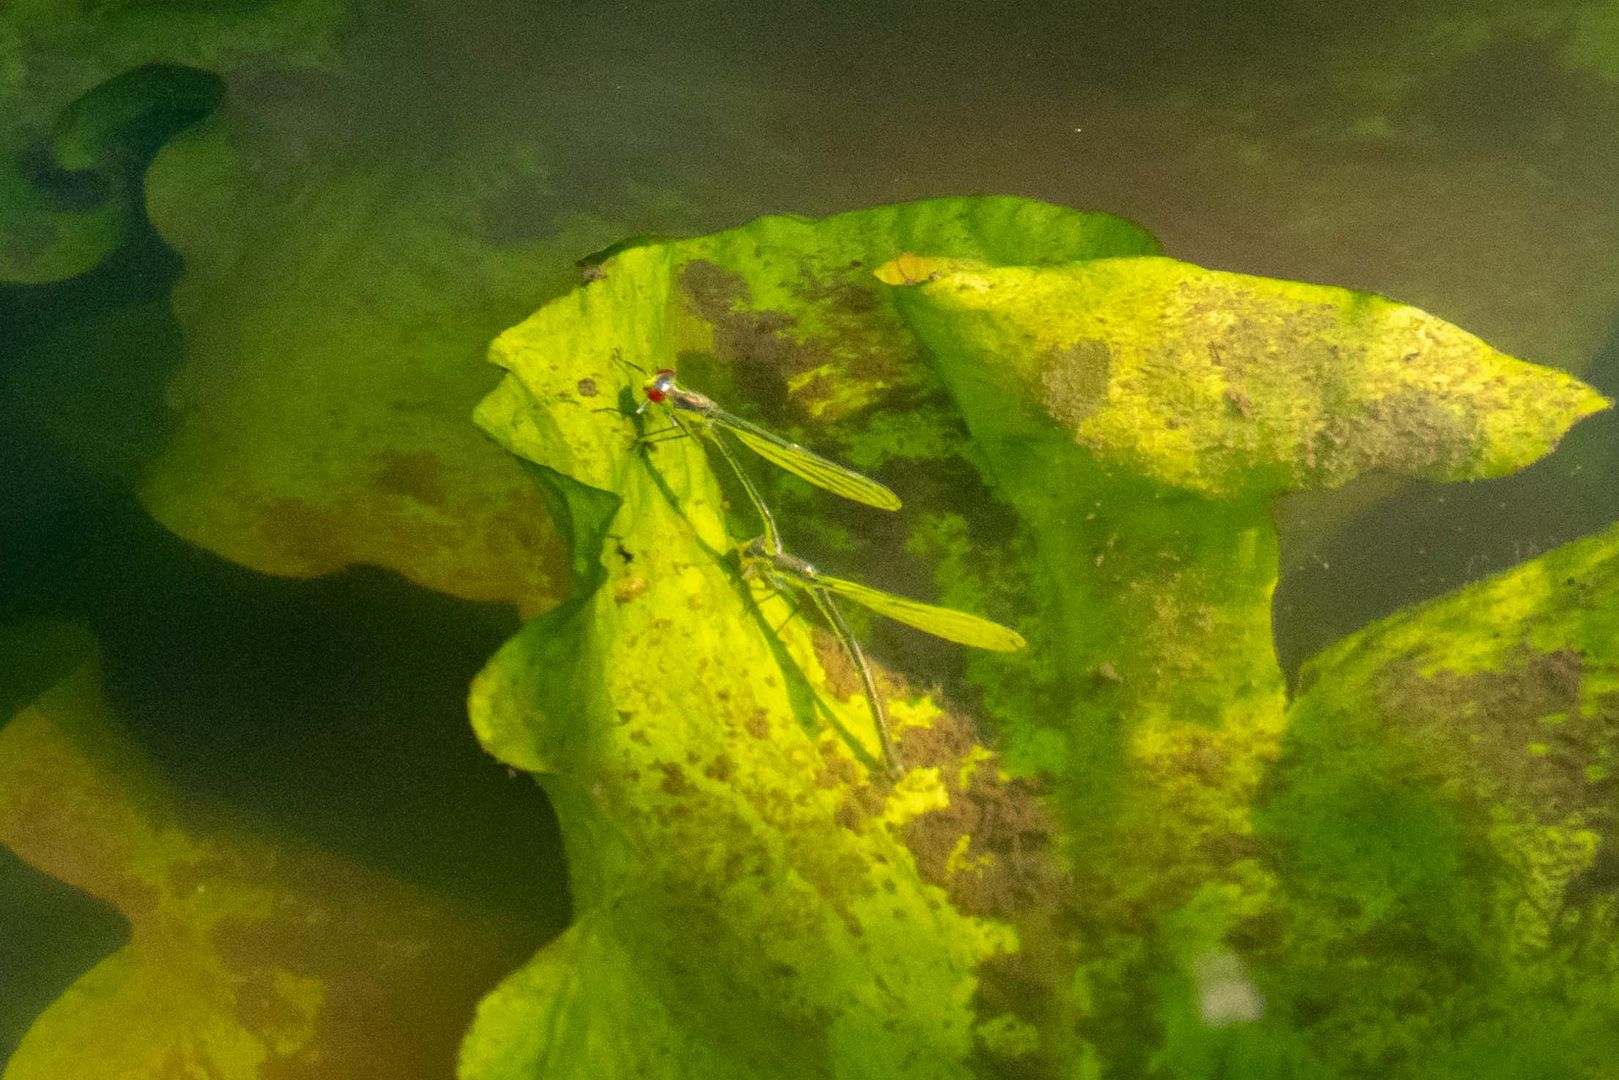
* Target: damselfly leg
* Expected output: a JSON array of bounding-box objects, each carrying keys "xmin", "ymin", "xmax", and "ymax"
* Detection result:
[
  {"xmin": 740, "ymin": 534, "xmax": 1029, "ymax": 776},
  {"xmin": 742, "ymin": 543, "xmax": 902, "ymax": 777}
]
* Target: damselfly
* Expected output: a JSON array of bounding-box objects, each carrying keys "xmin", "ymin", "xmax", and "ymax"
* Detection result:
[
  {"xmin": 741, "ymin": 535, "xmax": 1027, "ymax": 776},
  {"xmin": 636, "ymin": 367, "xmax": 902, "ymax": 512},
  {"xmin": 742, "ymin": 538, "xmax": 1028, "ymax": 653}
]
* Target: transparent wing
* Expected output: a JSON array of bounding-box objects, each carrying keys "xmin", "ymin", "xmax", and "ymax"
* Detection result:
[
  {"xmin": 709, "ymin": 408, "xmax": 902, "ymax": 511},
  {"xmin": 810, "ymin": 573, "xmax": 1027, "ymax": 652}
]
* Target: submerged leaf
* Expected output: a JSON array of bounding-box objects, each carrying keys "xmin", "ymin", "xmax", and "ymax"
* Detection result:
[
  {"xmin": 0, "ymin": 620, "xmax": 537, "ymax": 1080},
  {"xmin": 1258, "ymin": 521, "xmax": 1619, "ymax": 1075},
  {"xmin": 885, "ymin": 256, "xmax": 1609, "ymax": 499},
  {"xmin": 463, "ymin": 197, "xmax": 1143, "ymax": 1078},
  {"xmin": 470, "ymin": 198, "xmax": 1608, "ymax": 1077},
  {"xmin": 883, "ymin": 250, "xmax": 1609, "ymax": 1075},
  {"xmin": 139, "ymin": 124, "xmax": 576, "ymax": 613}
]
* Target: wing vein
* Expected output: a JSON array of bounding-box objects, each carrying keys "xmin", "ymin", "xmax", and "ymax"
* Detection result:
[
  {"xmin": 811, "ymin": 573, "xmax": 1027, "ymax": 652},
  {"xmin": 712, "ymin": 412, "xmax": 902, "ymax": 511}
]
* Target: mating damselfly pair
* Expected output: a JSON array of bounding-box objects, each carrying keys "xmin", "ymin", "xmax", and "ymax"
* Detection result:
[{"xmin": 622, "ymin": 354, "xmax": 1025, "ymax": 777}]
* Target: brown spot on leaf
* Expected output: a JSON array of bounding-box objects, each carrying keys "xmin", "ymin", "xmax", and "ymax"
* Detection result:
[
  {"xmin": 899, "ymin": 710, "xmax": 1069, "ymax": 921},
  {"xmin": 816, "ymin": 744, "xmax": 861, "ymax": 791},
  {"xmin": 658, "ymin": 762, "xmax": 694, "ymax": 797},
  {"xmin": 897, "ymin": 709, "xmax": 980, "ymax": 770},
  {"xmin": 372, "ymin": 451, "xmax": 448, "ymax": 508},
  {"xmin": 614, "ymin": 576, "xmax": 648, "ymax": 604},
  {"xmin": 259, "ymin": 498, "xmax": 348, "ymax": 572},
  {"xmin": 1040, "ymin": 339, "xmax": 1112, "ymax": 429},
  {"xmin": 1375, "ymin": 646, "xmax": 1609, "ymax": 821},
  {"xmin": 812, "ymin": 629, "xmax": 862, "ymax": 701},
  {"xmin": 972, "ymin": 911, "xmax": 1089, "ymax": 1080},
  {"xmin": 744, "ymin": 709, "xmax": 770, "ymax": 740},
  {"xmin": 678, "ymin": 259, "xmax": 821, "ymax": 410}
]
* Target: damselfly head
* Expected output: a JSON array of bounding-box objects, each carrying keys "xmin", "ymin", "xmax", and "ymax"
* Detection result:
[{"xmin": 643, "ymin": 369, "xmax": 678, "ymax": 404}]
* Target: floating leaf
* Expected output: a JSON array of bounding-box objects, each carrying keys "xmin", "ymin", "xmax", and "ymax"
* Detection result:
[
  {"xmin": 883, "ymin": 250, "xmax": 1608, "ymax": 1074},
  {"xmin": 462, "ymin": 197, "xmax": 1147, "ymax": 1079}
]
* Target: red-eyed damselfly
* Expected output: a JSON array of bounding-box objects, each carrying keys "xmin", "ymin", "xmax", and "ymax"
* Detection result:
[{"xmin": 638, "ymin": 367, "xmax": 901, "ymax": 512}]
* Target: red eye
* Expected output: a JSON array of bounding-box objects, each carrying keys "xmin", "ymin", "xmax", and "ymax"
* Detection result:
[{"xmin": 644, "ymin": 369, "xmax": 676, "ymax": 403}]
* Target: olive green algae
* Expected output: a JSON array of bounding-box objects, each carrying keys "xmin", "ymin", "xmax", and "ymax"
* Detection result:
[
  {"xmin": 463, "ymin": 197, "xmax": 1155, "ymax": 1079},
  {"xmin": 883, "ymin": 251, "xmax": 1607, "ymax": 1075},
  {"xmin": 463, "ymin": 196, "xmax": 1607, "ymax": 1077},
  {"xmin": 1259, "ymin": 520, "xmax": 1619, "ymax": 1077},
  {"xmin": 0, "ymin": 620, "xmax": 533, "ymax": 1080}
]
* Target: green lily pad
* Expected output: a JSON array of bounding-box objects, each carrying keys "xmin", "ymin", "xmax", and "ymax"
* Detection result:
[
  {"xmin": 463, "ymin": 197, "xmax": 1155, "ymax": 1078},
  {"xmin": 0, "ymin": 619, "xmax": 537, "ymax": 1080},
  {"xmin": 462, "ymin": 195, "xmax": 1611, "ymax": 1077},
  {"xmin": 1257, "ymin": 521, "xmax": 1619, "ymax": 1076},
  {"xmin": 882, "ymin": 252, "xmax": 1608, "ymax": 1073}
]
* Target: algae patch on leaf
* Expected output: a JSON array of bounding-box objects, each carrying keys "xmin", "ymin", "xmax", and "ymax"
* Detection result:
[
  {"xmin": 0, "ymin": 620, "xmax": 535, "ymax": 1080},
  {"xmin": 882, "ymin": 248, "xmax": 1608, "ymax": 1076},
  {"xmin": 1258, "ymin": 521, "xmax": 1619, "ymax": 1076},
  {"xmin": 462, "ymin": 197, "xmax": 1151, "ymax": 1079}
]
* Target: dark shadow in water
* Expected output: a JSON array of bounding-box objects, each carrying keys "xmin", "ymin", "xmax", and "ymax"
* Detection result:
[
  {"xmin": 0, "ymin": 407, "xmax": 571, "ymax": 1057},
  {"xmin": 0, "ymin": 252, "xmax": 569, "ymax": 1067},
  {"xmin": 1275, "ymin": 313, "xmax": 1619, "ymax": 680},
  {"xmin": 0, "ymin": 210, "xmax": 179, "ymax": 332},
  {"xmin": 0, "ymin": 413, "xmax": 569, "ymax": 920},
  {"xmin": 0, "ymin": 845, "xmax": 128, "ymax": 1067}
]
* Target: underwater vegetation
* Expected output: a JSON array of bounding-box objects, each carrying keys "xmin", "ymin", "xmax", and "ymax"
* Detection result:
[
  {"xmin": 0, "ymin": 620, "xmax": 537, "ymax": 1078},
  {"xmin": 2, "ymin": 180, "xmax": 1613, "ymax": 1077},
  {"xmin": 446, "ymin": 194, "xmax": 1608, "ymax": 1079},
  {"xmin": 4, "ymin": 0, "xmax": 1619, "ymax": 1074}
]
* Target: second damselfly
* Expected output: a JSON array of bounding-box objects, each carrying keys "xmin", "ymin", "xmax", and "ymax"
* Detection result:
[{"xmin": 741, "ymin": 534, "xmax": 1026, "ymax": 776}]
